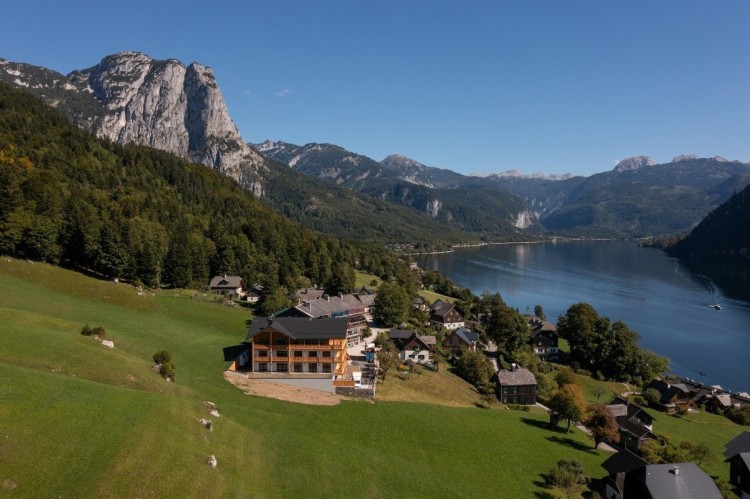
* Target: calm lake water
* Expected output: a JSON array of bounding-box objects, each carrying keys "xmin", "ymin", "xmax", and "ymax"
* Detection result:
[{"xmin": 415, "ymin": 241, "xmax": 750, "ymax": 391}]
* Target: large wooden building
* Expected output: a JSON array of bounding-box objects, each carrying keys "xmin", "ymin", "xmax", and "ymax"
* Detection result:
[
  {"xmin": 493, "ymin": 364, "xmax": 537, "ymax": 405},
  {"xmin": 245, "ymin": 317, "xmax": 348, "ymax": 376}
]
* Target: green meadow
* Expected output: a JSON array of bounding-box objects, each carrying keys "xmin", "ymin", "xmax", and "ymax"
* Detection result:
[{"xmin": 1, "ymin": 259, "xmax": 612, "ymax": 497}]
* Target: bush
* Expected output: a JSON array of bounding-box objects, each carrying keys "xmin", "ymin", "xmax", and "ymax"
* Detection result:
[
  {"xmin": 153, "ymin": 350, "xmax": 172, "ymax": 365},
  {"xmin": 81, "ymin": 324, "xmax": 106, "ymax": 338},
  {"xmin": 159, "ymin": 361, "xmax": 176, "ymax": 381},
  {"xmin": 507, "ymin": 404, "xmax": 531, "ymax": 412}
]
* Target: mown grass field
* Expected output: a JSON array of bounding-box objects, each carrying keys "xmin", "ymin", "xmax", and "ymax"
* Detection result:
[{"xmin": 1, "ymin": 259, "xmax": 611, "ymax": 497}]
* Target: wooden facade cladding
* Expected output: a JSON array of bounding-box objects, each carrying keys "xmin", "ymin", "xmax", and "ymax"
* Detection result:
[{"xmin": 250, "ymin": 328, "xmax": 346, "ymax": 376}]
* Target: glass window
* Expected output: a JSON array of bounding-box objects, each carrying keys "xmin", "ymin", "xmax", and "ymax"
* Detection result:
[
  {"xmin": 293, "ymin": 363, "xmax": 303, "ymax": 373},
  {"xmin": 322, "ymin": 351, "xmax": 332, "ymax": 358},
  {"xmin": 276, "ymin": 363, "xmax": 288, "ymax": 372},
  {"xmin": 276, "ymin": 350, "xmax": 288, "ymax": 357},
  {"xmin": 274, "ymin": 337, "xmax": 287, "ymax": 345},
  {"xmin": 258, "ymin": 362, "xmax": 268, "ymax": 372},
  {"xmin": 294, "ymin": 351, "xmax": 303, "ymax": 357},
  {"xmin": 322, "ymin": 363, "xmax": 332, "ymax": 373},
  {"xmin": 308, "ymin": 351, "xmax": 318, "ymax": 357},
  {"xmin": 256, "ymin": 350, "xmax": 268, "ymax": 357},
  {"xmin": 309, "ymin": 363, "xmax": 318, "ymax": 373}
]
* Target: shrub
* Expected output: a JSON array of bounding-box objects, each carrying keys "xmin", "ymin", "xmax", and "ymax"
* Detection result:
[
  {"xmin": 153, "ymin": 350, "xmax": 172, "ymax": 365},
  {"xmin": 81, "ymin": 324, "xmax": 106, "ymax": 338},
  {"xmin": 159, "ymin": 361, "xmax": 176, "ymax": 381}
]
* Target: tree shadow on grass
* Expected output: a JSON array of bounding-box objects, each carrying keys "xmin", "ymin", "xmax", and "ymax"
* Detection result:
[
  {"xmin": 546, "ymin": 435, "xmax": 598, "ymax": 454},
  {"xmin": 520, "ymin": 417, "xmax": 568, "ymax": 434}
]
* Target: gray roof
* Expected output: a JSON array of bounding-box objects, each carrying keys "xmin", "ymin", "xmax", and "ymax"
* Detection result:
[
  {"xmin": 724, "ymin": 431, "xmax": 750, "ymax": 459},
  {"xmin": 630, "ymin": 463, "xmax": 721, "ymax": 499},
  {"xmin": 295, "ymin": 287, "xmax": 326, "ymax": 301},
  {"xmin": 430, "ymin": 299, "xmax": 462, "ymax": 319},
  {"xmin": 246, "ymin": 316, "xmax": 348, "ymax": 341},
  {"xmin": 496, "ymin": 367, "xmax": 536, "ymax": 387},
  {"xmin": 209, "ymin": 275, "xmax": 243, "ymax": 288},
  {"xmin": 601, "ymin": 449, "xmax": 648, "ymax": 476},
  {"xmin": 292, "ymin": 293, "xmax": 375, "ymax": 318},
  {"xmin": 606, "ymin": 404, "xmax": 629, "ymax": 418},
  {"xmin": 389, "ymin": 329, "xmax": 416, "ymax": 340},
  {"xmin": 454, "ymin": 327, "xmax": 479, "ymax": 345}
]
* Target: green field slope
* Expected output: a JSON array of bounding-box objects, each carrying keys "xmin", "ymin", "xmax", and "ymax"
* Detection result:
[{"xmin": 0, "ymin": 260, "xmax": 608, "ymax": 497}]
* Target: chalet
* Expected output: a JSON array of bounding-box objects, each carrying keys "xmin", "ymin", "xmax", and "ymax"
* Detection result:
[
  {"xmin": 527, "ymin": 317, "xmax": 559, "ymax": 360},
  {"xmin": 209, "ymin": 275, "xmax": 245, "ymax": 297},
  {"xmin": 607, "ymin": 398, "xmax": 656, "ymax": 451},
  {"xmin": 728, "ymin": 452, "xmax": 750, "ymax": 498},
  {"xmin": 493, "ymin": 364, "xmax": 537, "ymax": 405},
  {"xmin": 442, "ymin": 327, "xmax": 479, "ymax": 353},
  {"xmin": 389, "ymin": 329, "xmax": 436, "ymax": 364},
  {"xmin": 429, "ymin": 300, "xmax": 465, "ymax": 330},
  {"xmin": 600, "ymin": 449, "xmax": 649, "ymax": 499},
  {"xmin": 295, "ymin": 287, "xmax": 326, "ymax": 302},
  {"xmin": 619, "ymin": 463, "xmax": 722, "ymax": 498},
  {"xmin": 644, "ymin": 379, "xmax": 693, "ymax": 414},
  {"xmin": 245, "ymin": 317, "xmax": 348, "ymax": 377}
]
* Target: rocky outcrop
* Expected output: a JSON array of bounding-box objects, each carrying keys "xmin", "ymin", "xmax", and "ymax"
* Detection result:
[
  {"xmin": 614, "ymin": 156, "xmax": 655, "ymax": 172},
  {"xmin": 6, "ymin": 52, "xmax": 266, "ymax": 195},
  {"xmin": 513, "ymin": 210, "xmax": 537, "ymax": 229}
]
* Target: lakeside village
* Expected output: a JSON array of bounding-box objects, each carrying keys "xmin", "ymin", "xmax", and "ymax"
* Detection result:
[{"xmin": 213, "ymin": 266, "xmax": 750, "ymax": 498}]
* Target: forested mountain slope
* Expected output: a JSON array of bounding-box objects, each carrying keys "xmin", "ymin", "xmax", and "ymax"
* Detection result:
[{"xmin": 0, "ymin": 82, "xmax": 409, "ymax": 289}]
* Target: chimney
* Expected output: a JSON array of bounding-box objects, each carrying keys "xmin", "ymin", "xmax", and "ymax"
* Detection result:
[
  {"xmin": 673, "ymin": 465, "xmax": 680, "ymax": 476},
  {"xmin": 338, "ymin": 292, "xmax": 343, "ymax": 299},
  {"xmin": 511, "ymin": 363, "xmax": 517, "ymax": 372}
]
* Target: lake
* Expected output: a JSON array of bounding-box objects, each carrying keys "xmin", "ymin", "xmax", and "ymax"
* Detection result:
[{"xmin": 414, "ymin": 240, "xmax": 750, "ymax": 391}]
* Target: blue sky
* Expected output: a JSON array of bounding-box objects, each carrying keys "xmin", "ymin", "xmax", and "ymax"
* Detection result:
[{"xmin": 3, "ymin": 1, "xmax": 749, "ymax": 176}]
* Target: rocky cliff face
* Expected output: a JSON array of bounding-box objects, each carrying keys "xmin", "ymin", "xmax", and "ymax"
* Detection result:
[{"xmin": 4, "ymin": 52, "xmax": 265, "ymax": 195}]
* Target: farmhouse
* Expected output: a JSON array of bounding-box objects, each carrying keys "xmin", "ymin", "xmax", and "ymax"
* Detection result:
[
  {"xmin": 208, "ymin": 275, "xmax": 245, "ymax": 297},
  {"xmin": 389, "ymin": 329, "xmax": 436, "ymax": 364},
  {"xmin": 442, "ymin": 327, "xmax": 479, "ymax": 354},
  {"xmin": 606, "ymin": 398, "xmax": 656, "ymax": 451},
  {"xmin": 493, "ymin": 364, "xmax": 537, "ymax": 405},
  {"xmin": 244, "ymin": 317, "xmax": 348, "ymax": 376},
  {"xmin": 527, "ymin": 316, "xmax": 559, "ymax": 360},
  {"xmin": 621, "ymin": 463, "xmax": 722, "ymax": 498},
  {"xmin": 727, "ymin": 452, "xmax": 750, "ymax": 498},
  {"xmin": 429, "ymin": 300, "xmax": 465, "ymax": 329}
]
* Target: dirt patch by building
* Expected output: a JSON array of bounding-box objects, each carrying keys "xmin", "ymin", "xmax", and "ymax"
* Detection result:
[{"xmin": 224, "ymin": 372, "xmax": 344, "ymax": 406}]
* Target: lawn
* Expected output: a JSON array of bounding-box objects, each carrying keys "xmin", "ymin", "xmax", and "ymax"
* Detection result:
[
  {"xmin": 355, "ymin": 269, "xmax": 454, "ymax": 305},
  {"xmin": 0, "ymin": 258, "xmax": 609, "ymax": 497}
]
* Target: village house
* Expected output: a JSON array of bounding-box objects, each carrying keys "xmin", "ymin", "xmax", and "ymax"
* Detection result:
[
  {"xmin": 727, "ymin": 452, "xmax": 750, "ymax": 499},
  {"xmin": 388, "ymin": 329, "xmax": 436, "ymax": 364},
  {"xmin": 644, "ymin": 379, "xmax": 693, "ymax": 414},
  {"xmin": 610, "ymin": 462, "xmax": 722, "ymax": 498},
  {"xmin": 243, "ymin": 317, "xmax": 348, "ymax": 377},
  {"xmin": 208, "ymin": 274, "xmax": 245, "ymax": 298},
  {"xmin": 527, "ymin": 316, "xmax": 559, "ymax": 360},
  {"xmin": 412, "ymin": 295, "xmax": 429, "ymax": 312},
  {"xmin": 725, "ymin": 431, "xmax": 750, "ymax": 461},
  {"xmin": 600, "ymin": 449, "xmax": 649, "ymax": 499},
  {"xmin": 606, "ymin": 397, "xmax": 657, "ymax": 451},
  {"xmin": 441, "ymin": 327, "xmax": 479, "ymax": 354},
  {"xmin": 493, "ymin": 364, "xmax": 537, "ymax": 405},
  {"xmin": 429, "ymin": 299, "xmax": 465, "ymax": 330}
]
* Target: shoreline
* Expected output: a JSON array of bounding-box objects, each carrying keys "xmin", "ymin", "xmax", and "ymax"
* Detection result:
[{"xmin": 405, "ymin": 237, "xmax": 617, "ymax": 256}]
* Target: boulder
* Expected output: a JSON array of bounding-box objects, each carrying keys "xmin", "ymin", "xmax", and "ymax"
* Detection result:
[
  {"xmin": 208, "ymin": 455, "xmax": 217, "ymax": 468},
  {"xmin": 101, "ymin": 340, "xmax": 114, "ymax": 348}
]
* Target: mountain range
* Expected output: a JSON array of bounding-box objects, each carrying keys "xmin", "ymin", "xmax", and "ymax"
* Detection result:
[{"xmin": 3, "ymin": 51, "xmax": 750, "ymax": 240}]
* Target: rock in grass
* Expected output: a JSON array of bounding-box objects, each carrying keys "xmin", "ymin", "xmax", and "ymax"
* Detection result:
[
  {"xmin": 101, "ymin": 340, "xmax": 114, "ymax": 348},
  {"xmin": 208, "ymin": 455, "xmax": 217, "ymax": 468}
]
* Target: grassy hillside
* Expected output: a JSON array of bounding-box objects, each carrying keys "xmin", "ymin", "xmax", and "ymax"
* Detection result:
[{"xmin": 0, "ymin": 260, "xmax": 610, "ymax": 497}]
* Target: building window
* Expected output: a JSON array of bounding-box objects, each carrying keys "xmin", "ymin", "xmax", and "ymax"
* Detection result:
[
  {"xmin": 258, "ymin": 362, "xmax": 268, "ymax": 372},
  {"xmin": 294, "ymin": 351, "xmax": 303, "ymax": 357},
  {"xmin": 276, "ymin": 363, "xmax": 288, "ymax": 372},
  {"xmin": 255, "ymin": 350, "xmax": 268, "ymax": 357},
  {"xmin": 322, "ymin": 363, "xmax": 332, "ymax": 373},
  {"xmin": 322, "ymin": 351, "xmax": 332, "ymax": 358},
  {"xmin": 418, "ymin": 354, "xmax": 425, "ymax": 360},
  {"xmin": 308, "ymin": 351, "xmax": 318, "ymax": 358},
  {"xmin": 256, "ymin": 338, "xmax": 269, "ymax": 345},
  {"xmin": 276, "ymin": 350, "xmax": 288, "ymax": 358},
  {"xmin": 293, "ymin": 363, "xmax": 303, "ymax": 373},
  {"xmin": 309, "ymin": 363, "xmax": 318, "ymax": 373},
  {"xmin": 274, "ymin": 337, "xmax": 287, "ymax": 345}
]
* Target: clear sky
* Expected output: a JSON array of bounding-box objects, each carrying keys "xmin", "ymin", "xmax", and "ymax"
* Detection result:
[{"xmin": 3, "ymin": 1, "xmax": 749, "ymax": 176}]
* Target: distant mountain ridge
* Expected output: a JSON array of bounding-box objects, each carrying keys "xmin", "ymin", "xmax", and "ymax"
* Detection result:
[
  {"xmin": 255, "ymin": 140, "xmax": 542, "ymax": 236},
  {"xmin": 4, "ymin": 52, "xmax": 749, "ymax": 240}
]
